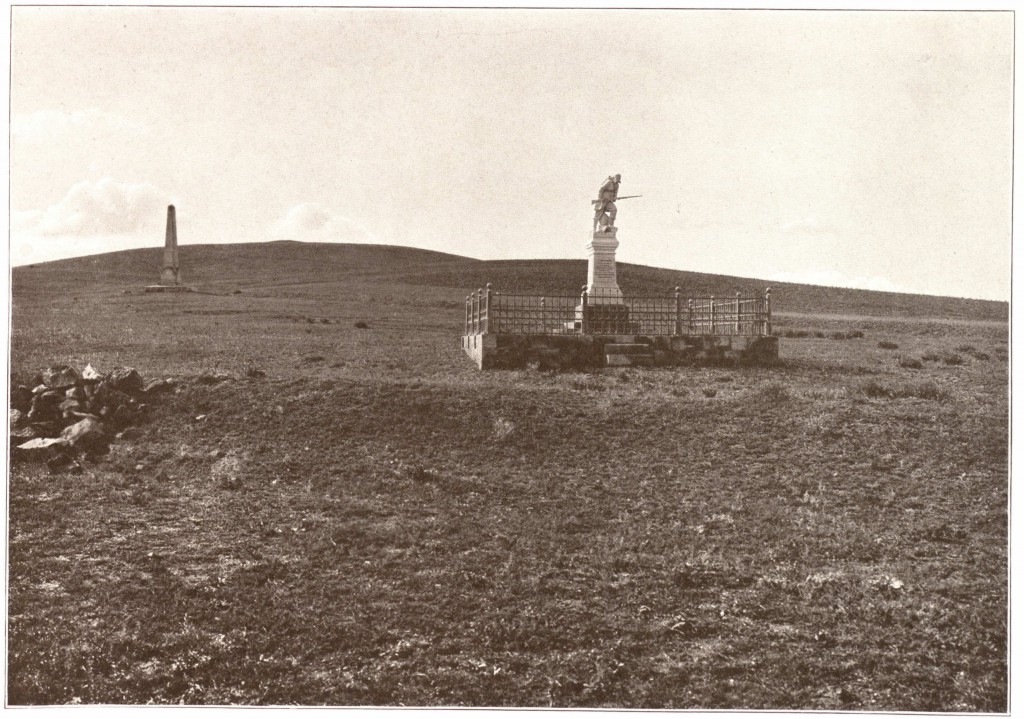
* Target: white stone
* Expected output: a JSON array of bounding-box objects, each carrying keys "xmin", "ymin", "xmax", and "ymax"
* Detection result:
[{"xmin": 584, "ymin": 231, "xmax": 623, "ymax": 304}]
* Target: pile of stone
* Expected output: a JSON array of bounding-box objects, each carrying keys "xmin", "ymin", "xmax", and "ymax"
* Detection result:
[{"xmin": 9, "ymin": 363, "xmax": 175, "ymax": 472}]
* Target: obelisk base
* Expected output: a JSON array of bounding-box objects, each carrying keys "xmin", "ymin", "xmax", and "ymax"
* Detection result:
[
  {"xmin": 145, "ymin": 284, "xmax": 192, "ymax": 293},
  {"xmin": 160, "ymin": 267, "xmax": 181, "ymax": 285}
]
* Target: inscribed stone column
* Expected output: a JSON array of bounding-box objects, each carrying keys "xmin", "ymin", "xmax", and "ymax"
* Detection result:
[
  {"xmin": 584, "ymin": 226, "xmax": 624, "ymax": 304},
  {"xmin": 160, "ymin": 205, "xmax": 181, "ymax": 286}
]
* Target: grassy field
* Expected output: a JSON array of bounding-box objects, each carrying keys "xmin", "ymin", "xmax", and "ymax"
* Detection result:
[{"xmin": 7, "ymin": 243, "xmax": 1008, "ymax": 708}]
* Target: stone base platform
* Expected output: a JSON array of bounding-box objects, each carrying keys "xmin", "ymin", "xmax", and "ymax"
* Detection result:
[
  {"xmin": 462, "ymin": 333, "xmax": 779, "ymax": 370},
  {"xmin": 144, "ymin": 285, "xmax": 194, "ymax": 293}
]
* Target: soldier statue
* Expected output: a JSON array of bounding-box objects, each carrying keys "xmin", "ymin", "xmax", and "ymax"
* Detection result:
[{"xmin": 593, "ymin": 174, "xmax": 621, "ymax": 232}]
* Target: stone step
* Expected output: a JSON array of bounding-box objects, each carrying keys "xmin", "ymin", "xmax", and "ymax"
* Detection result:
[
  {"xmin": 604, "ymin": 343, "xmax": 652, "ymax": 355},
  {"xmin": 605, "ymin": 353, "xmax": 654, "ymax": 367}
]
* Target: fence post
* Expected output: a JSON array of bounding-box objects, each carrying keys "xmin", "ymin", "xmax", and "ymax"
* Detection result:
[
  {"xmin": 765, "ymin": 287, "xmax": 772, "ymax": 336},
  {"xmin": 484, "ymin": 283, "xmax": 492, "ymax": 334},
  {"xmin": 540, "ymin": 296, "xmax": 545, "ymax": 334},
  {"xmin": 580, "ymin": 285, "xmax": 590, "ymax": 335},
  {"xmin": 710, "ymin": 296, "xmax": 716, "ymax": 335},
  {"xmin": 735, "ymin": 291, "xmax": 741, "ymax": 335},
  {"xmin": 674, "ymin": 287, "xmax": 681, "ymax": 336},
  {"xmin": 473, "ymin": 290, "xmax": 480, "ymax": 335}
]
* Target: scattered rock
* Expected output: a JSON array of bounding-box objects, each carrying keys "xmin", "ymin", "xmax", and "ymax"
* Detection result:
[
  {"xmin": 105, "ymin": 367, "xmax": 144, "ymax": 394},
  {"xmin": 65, "ymin": 386, "xmax": 85, "ymax": 400},
  {"xmin": 10, "ymin": 386, "xmax": 33, "ymax": 412},
  {"xmin": 46, "ymin": 452, "xmax": 78, "ymax": 474},
  {"xmin": 116, "ymin": 427, "xmax": 144, "ymax": 441},
  {"xmin": 13, "ymin": 361, "xmax": 170, "ymax": 465},
  {"xmin": 28, "ymin": 392, "xmax": 63, "ymax": 423},
  {"xmin": 10, "ymin": 425, "xmax": 40, "ymax": 441},
  {"xmin": 15, "ymin": 437, "xmax": 70, "ymax": 460},
  {"xmin": 143, "ymin": 379, "xmax": 170, "ymax": 395},
  {"xmin": 59, "ymin": 398, "xmax": 83, "ymax": 418},
  {"xmin": 61, "ymin": 417, "xmax": 109, "ymax": 453},
  {"xmin": 42, "ymin": 364, "xmax": 80, "ymax": 389}
]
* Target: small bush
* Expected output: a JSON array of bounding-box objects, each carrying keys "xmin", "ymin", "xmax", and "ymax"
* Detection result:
[
  {"xmin": 971, "ymin": 351, "xmax": 990, "ymax": 361},
  {"xmin": 354, "ymin": 321, "xmax": 370, "ymax": 329},
  {"xmin": 831, "ymin": 330, "xmax": 865, "ymax": 340},
  {"xmin": 943, "ymin": 354, "xmax": 964, "ymax": 366},
  {"xmin": 813, "ymin": 331, "xmax": 825, "ymax": 339},
  {"xmin": 878, "ymin": 341, "xmax": 899, "ymax": 350},
  {"xmin": 755, "ymin": 382, "xmax": 791, "ymax": 403},
  {"xmin": 783, "ymin": 329, "xmax": 810, "ymax": 338},
  {"xmin": 921, "ymin": 352, "xmax": 941, "ymax": 362},
  {"xmin": 955, "ymin": 344, "xmax": 976, "ymax": 353},
  {"xmin": 702, "ymin": 387, "xmax": 717, "ymax": 398},
  {"xmin": 898, "ymin": 357, "xmax": 923, "ymax": 369},
  {"xmin": 243, "ymin": 364, "xmax": 265, "ymax": 378},
  {"xmin": 860, "ymin": 379, "xmax": 949, "ymax": 401},
  {"xmin": 303, "ymin": 355, "xmax": 325, "ymax": 363}
]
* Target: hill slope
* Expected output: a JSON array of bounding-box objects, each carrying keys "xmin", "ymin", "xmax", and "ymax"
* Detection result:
[{"xmin": 12, "ymin": 241, "xmax": 1007, "ymax": 322}]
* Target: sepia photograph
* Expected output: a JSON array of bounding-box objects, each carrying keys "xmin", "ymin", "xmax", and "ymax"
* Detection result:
[{"xmin": 6, "ymin": 5, "xmax": 1011, "ymax": 710}]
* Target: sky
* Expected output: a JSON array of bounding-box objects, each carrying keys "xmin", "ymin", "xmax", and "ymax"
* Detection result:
[{"xmin": 9, "ymin": 7, "xmax": 1013, "ymax": 300}]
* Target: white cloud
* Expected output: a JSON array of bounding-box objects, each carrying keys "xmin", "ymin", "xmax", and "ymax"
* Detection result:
[
  {"xmin": 270, "ymin": 203, "xmax": 377, "ymax": 244},
  {"xmin": 13, "ymin": 177, "xmax": 174, "ymax": 237}
]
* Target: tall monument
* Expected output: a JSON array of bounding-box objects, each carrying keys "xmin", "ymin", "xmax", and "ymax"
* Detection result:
[
  {"xmin": 145, "ymin": 204, "xmax": 190, "ymax": 292},
  {"xmin": 160, "ymin": 205, "xmax": 181, "ymax": 286},
  {"xmin": 586, "ymin": 174, "xmax": 640, "ymax": 304}
]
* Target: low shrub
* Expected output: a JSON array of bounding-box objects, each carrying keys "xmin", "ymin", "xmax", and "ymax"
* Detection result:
[
  {"xmin": 899, "ymin": 357, "xmax": 923, "ymax": 369},
  {"xmin": 242, "ymin": 364, "xmax": 265, "ymax": 378},
  {"xmin": 354, "ymin": 321, "xmax": 370, "ymax": 329},
  {"xmin": 943, "ymin": 354, "xmax": 965, "ymax": 366},
  {"xmin": 861, "ymin": 379, "xmax": 949, "ymax": 401},
  {"xmin": 921, "ymin": 352, "xmax": 941, "ymax": 362},
  {"xmin": 755, "ymin": 381, "xmax": 791, "ymax": 403},
  {"xmin": 955, "ymin": 344, "xmax": 977, "ymax": 353},
  {"xmin": 831, "ymin": 330, "xmax": 865, "ymax": 340},
  {"xmin": 878, "ymin": 341, "xmax": 899, "ymax": 350},
  {"xmin": 702, "ymin": 387, "xmax": 717, "ymax": 398}
]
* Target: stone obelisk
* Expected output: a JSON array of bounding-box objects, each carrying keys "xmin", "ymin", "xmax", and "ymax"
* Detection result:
[{"xmin": 160, "ymin": 205, "xmax": 181, "ymax": 285}]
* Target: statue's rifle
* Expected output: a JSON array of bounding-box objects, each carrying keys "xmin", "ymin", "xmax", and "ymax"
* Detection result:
[{"xmin": 592, "ymin": 195, "xmax": 642, "ymax": 205}]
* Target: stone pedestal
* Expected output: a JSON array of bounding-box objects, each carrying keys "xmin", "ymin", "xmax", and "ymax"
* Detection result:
[{"xmin": 584, "ymin": 228, "xmax": 624, "ymax": 304}]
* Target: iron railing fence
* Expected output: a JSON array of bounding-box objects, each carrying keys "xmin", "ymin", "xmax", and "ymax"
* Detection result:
[{"xmin": 464, "ymin": 285, "xmax": 773, "ymax": 337}]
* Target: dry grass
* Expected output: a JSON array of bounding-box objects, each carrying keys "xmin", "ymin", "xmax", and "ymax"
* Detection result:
[{"xmin": 7, "ymin": 244, "xmax": 1008, "ymax": 709}]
